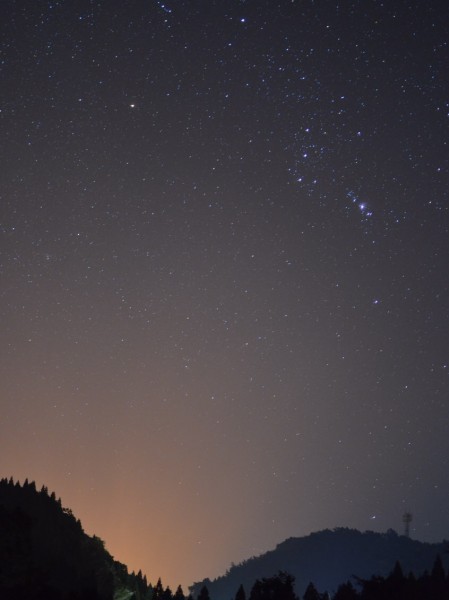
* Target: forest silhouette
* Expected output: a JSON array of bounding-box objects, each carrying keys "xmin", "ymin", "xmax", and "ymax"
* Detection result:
[{"xmin": 1, "ymin": 478, "xmax": 449, "ymax": 599}]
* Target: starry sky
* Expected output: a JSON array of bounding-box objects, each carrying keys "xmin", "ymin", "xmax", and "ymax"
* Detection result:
[{"xmin": 1, "ymin": 0, "xmax": 449, "ymax": 591}]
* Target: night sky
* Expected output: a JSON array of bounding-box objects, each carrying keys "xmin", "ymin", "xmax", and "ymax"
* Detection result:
[{"xmin": 1, "ymin": 0, "xmax": 449, "ymax": 591}]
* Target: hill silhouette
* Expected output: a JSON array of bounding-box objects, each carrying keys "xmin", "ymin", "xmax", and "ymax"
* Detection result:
[
  {"xmin": 0, "ymin": 477, "xmax": 150, "ymax": 600},
  {"xmin": 190, "ymin": 528, "xmax": 449, "ymax": 599},
  {"xmin": 3, "ymin": 478, "xmax": 449, "ymax": 600}
]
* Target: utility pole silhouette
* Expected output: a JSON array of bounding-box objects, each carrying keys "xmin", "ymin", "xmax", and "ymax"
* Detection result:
[{"xmin": 403, "ymin": 512, "xmax": 413, "ymax": 538}]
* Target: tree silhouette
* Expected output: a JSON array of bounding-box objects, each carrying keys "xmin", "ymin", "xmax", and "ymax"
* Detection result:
[
  {"xmin": 153, "ymin": 578, "xmax": 166, "ymax": 600},
  {"xmin": 198, "ymin": 585, "xmax": 211, "ymax": 600},
  {"xmin": 235, "ymin": 583, "xmax": 246, "ymax": 600},
  {"xmin": 174, "ymin": 584, "xmax": 186, "ymax": 600},
  {"xmin": 249, "ymin": 572, "xmax": 297, "ymax": 600},
  {"xmin": 303, "ymin": 582, "xmax": 321, "ymax": 600},
  {"xmin": 333, "ymin": 581, "xmax": 359, "ymax": 600}
]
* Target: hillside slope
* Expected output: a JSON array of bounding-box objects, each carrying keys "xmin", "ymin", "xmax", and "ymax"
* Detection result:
[
  {"xmin": 190, "ymin": 528, "xmax": 449, "ymax": 599},
  {"xmin": 0, "ymin": 478, "xmax": 148, "ymax": 600}
]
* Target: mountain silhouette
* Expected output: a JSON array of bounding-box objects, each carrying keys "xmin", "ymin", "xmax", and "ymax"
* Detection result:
[
  {"xmin": 0, "ymin": 477, "xmax": 149, "ymax": 600},
  {"xmin": 190, "ymin": 528, "xmax": 449, "ymax": 599},
  {"xmin": 3, "ymin": 478, "xmax": 449, "ymax": 599}
]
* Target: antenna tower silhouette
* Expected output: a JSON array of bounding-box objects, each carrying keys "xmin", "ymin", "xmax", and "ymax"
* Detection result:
[{"xmin": 403, "ymin": 512, "xmax": 412, "ymax": 538}]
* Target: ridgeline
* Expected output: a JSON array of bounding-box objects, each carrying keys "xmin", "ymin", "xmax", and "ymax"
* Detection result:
[
  {"xmin": 2, "ymin": 478, "xmax": 449, "ymax": 599},
  {"xmin": 0, "ymin": 477, "xmax": 151, "ymax": 600},
  {"xmin": 190, "ymin": 528, "xmax": 449, "ymax": 600}
]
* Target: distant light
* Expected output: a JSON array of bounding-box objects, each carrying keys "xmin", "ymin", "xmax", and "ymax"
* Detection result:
[{"xmin": 130, "ymin": 104, "xmax": 135, "ymax": 108}]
